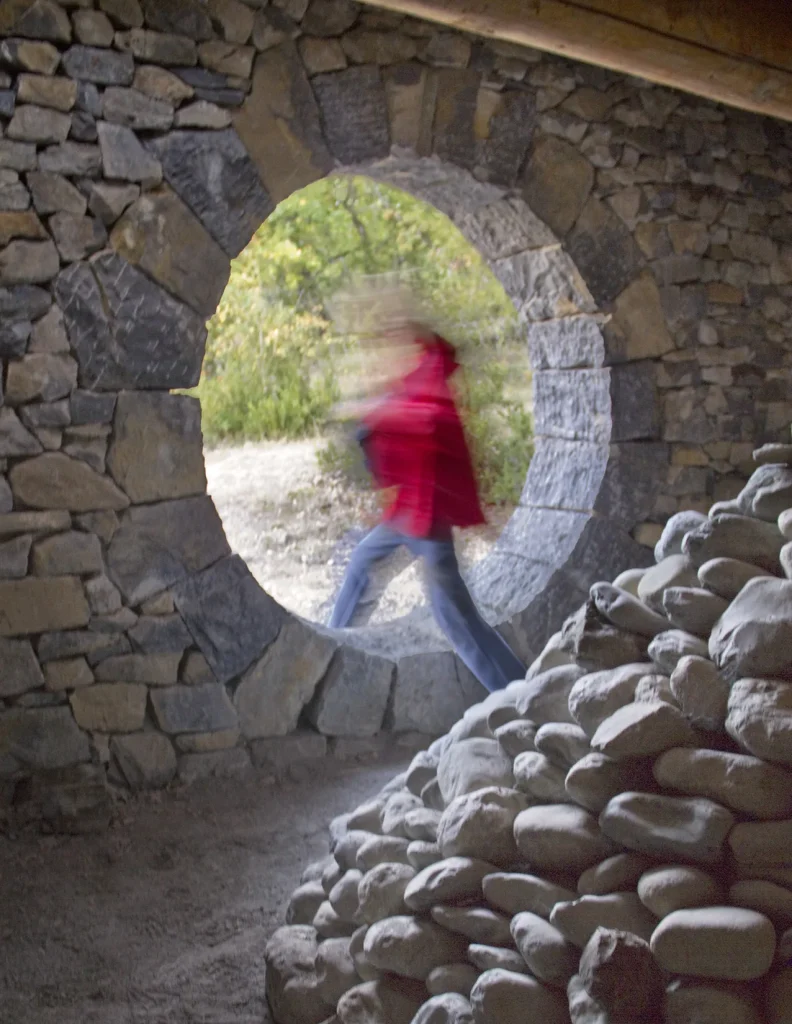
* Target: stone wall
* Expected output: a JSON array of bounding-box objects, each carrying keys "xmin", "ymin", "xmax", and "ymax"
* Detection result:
[{"xmin": 0, "ymin": 0, "xmax": 790, "ymax": 824}]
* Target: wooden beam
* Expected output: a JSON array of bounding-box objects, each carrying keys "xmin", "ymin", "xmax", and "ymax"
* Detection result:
[
  {"xmin": 567, "ymin": 0, "xmax": 792, "ymax": 76},
  {"xmin": 361, "ymin": 0, "xmax": 792, "ymax": 122}
]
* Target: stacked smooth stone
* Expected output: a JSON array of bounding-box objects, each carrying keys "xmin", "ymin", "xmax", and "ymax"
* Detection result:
[{"xmin": 266, "ymin": 438, "xmax": 792, "ymax": 1024}]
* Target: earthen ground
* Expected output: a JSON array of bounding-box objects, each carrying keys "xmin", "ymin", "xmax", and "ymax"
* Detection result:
[
  {"xmin": 205, "ymin": 438, "xmax": 511, "ymax": 625},
  {"xmin": 0, "ymin": 755, "xmax": 411, "ymax": 1024}
]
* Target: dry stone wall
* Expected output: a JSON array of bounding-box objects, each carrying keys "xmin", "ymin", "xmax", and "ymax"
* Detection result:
[
  {"xmin": 267, "ymin": 442, "xmax": 792, "ymax": 1024},
  {"xmin": 0, "ymin": 0, "xmax": 791, "ymax": 826}
]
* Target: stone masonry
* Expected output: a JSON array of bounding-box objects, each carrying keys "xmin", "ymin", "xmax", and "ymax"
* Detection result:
[{"xmin": 0, "ymin": 0, "xmax": 791, "ymax": 826}]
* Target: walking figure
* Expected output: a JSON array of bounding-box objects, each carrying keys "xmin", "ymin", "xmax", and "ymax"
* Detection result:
[{"xmin": 328, "ymin": 309, "xmax": 526, "ymax": 693}]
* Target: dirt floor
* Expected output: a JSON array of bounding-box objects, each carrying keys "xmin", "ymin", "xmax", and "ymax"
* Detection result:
[
  {"xmin": 0, "ymin": 441, "xmax": 509, "ymax": 1024},
  {"xmin": 204, "ymin": 438, "xmax": 511, "ymax": 626},
  {"xmin": 0, "ymin": 755, "xmax": 411, "ymax": 1024}
]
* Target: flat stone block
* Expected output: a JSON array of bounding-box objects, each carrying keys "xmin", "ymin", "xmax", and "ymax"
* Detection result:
[
  {"xmin": 0, "ymin": 576, "xmax": 90, "ymax": 636},
  {"xmin": 107, "ymin": 496, "xmax": 230, "ymax": 606},
  {"xmin": 55, "ymin": 253, "xmax": 207, "ymax": 392},
  {"xmin": 109, "ymin": 188, "xmax": 230, "ymax": 318},
  {"xmin": 527, "ymin": 316, "xmax": 605, "ymax": 370},
  {"xmin": 307, "ymin": 646, "xmax": 394, "ymax": 738},
  {"xmin": 388, "ymin": 651, "xmax": 473, "ymax": 734},
  {"xmin": 107, "ymin": 391, "xmax": 206, "ymax": 504},
  {"xmin": 533, "ymin": 363, "xmax": 658, "ymax": 444},
  {"xmin": 234, "ymin": 617, "xmax": 336, "ymax": 738},
  {"xmin": 150, "ymin": 683, "xmax": 238, "ymax": 735},
  {"xmin": 0, "ymin": 706, "xmax": 90, "ymax": 773},
  {"xmin": 147, "ymin": 128, "xmax": 271, "ymax": 257},
  {"xmin": 312, "ymin": 65, "xmax": 390, "ymax": 165},
  {"xmin": 177, "ymin": 747, "xmax": 252, "ymax": 783},
  {"xmin": 0, "ymin": 637, "xmax": 45, "ymax": 697},
  {"xmin": 70, "ymin": 682, "xmax": 147, "ymax": 732},
  {"xmin": 173, "ymin": 554, "xmax": 284, "ymax": 684},
  {"xmin": 232, "ymin": 43, "xmax": 332, "ymax": 204},
  {"xmin": 250, "ymin": 731, "xmax": 328, "ymax": 777}
]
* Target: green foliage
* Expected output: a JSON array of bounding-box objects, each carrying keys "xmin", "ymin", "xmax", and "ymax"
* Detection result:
[{"xmin": 191, "ymin": 173, "xmax": 533, "ymax": 503}]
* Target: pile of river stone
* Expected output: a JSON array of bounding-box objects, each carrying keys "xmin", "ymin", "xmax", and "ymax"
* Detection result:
[{"xmin": 265, "ymin": 439, "xmax": 792, "ymax": 1024}]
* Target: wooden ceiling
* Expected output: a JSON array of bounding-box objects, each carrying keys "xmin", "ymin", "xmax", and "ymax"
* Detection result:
[{"xmin": 362, "ymin": 0, "xmax": 792, "ymax": 122}]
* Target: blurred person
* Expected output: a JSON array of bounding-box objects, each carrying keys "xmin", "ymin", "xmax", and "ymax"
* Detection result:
[{"xmin": 327, "ymin": 311, "xmax": 525, "ymax": 693}]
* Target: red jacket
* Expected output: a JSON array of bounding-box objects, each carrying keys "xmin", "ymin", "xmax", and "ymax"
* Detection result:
[{"xmin": 362, "ymin": 335, "xmax": 485, "ymax": 538}]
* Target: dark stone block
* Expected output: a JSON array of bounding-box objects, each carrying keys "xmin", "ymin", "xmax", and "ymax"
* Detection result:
[
  {"xmin": 62, "ymin": 45, "xmax": 135, "ymax": 86},
  {"xmin": 0, "ymin": 318, "xmax": 31, "ymax": 357},
  {"xmin": 70, "ymin": 390, "xmax": 116, "ymax": 425},
  {"xmin": 76, "ymin": 81, "xmax": 101, "ymax": 116},
  {"xmin": 567, "ymin": 196, "xmax": 643, "ymax": 306},
  {"xmin": 173, "ymin": 555, "xmax": 284, "ymax": 684},
  {"xmin": 147, "ymin": 129, "xmax": 272, "ymax": 257},
  {"xmin": 307, "ymin": 645, "xmax": 394, "ymax": 737},
  {"xmin": 0, "ymin": 90, "xmax": 14, "ymax": 118},
  {"xmin": 610, "ymin": 361, "xmax": 660, "ymax": 441},
  {"xmin": 54, "ymin": 253, "xmax": 206, "ymax": 391},
  {"xmin": 70, "ymin": 111, "xmax": 97, "ymax": 143},
  {"xmin": 494, "ymin": 507, "xmax": 590, "ymax": 567},
  {"xmin": 302, "ymin": 0, "xmax": 359, "ymax": 37},
  {"xmin": 432, "ymin": 67, "xmax": 479, "ymax": 170},
  {"xmin": 477, "ymin": 88, "xmax": 535, "ymax": 186},
  {"xmin": 388, "ymin": 651, "xmax": 471, "ymax": 734},
  {"xmin": 595, "ymin": 441, "xmax": 670, "ymax": 529},
  {"xmin": 107, "ymin": 496, "xmax": 231, "ymax": 605},
  {"xmin": 312, "ymin": 65, "xmax": 390, "ymax": 165},
  {"xmin": 150, "ymin": 684, "xmax": 237, "ymax": 735},
  {"xmin": 0, "ymin": 285, "xmax": 51, "ymax": 321},
  {"xmin": 527, "ymin": 316, "xmax": 605, "ymax": 370},
  {"xmin": 141, "ymin": 0, "xmax": 213, "ymax": 41},
  {"xmin": 175, "ymin": 67, "xmax": 230, "ymax": 90},
  {"xmin": 533, "ymin": 364, "xmax": 658, "ymax": 445},
  {"xmin": 129, "ymin": 614, "xmax": 193, "ymax": 654},
  {"xmin": 193, "ymin": 86, "xmax": 246, "ymax": 108},
  {"xmin": 37, "ymin": 630, "xmax": 130, "ymax": 663}
]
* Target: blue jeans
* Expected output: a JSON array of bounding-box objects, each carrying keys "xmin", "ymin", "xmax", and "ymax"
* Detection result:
[{"xmin": 328, "ymin": 523, "xmax": 525, "ymax": 693}]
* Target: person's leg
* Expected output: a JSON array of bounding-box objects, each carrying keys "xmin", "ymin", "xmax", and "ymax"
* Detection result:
[
  {"xmin": 416, "ymin": 534, "xmax": 526, "ymax": 692},
  {"xmin": 328, "ymin": 523, "xmax": 404, "ymax": 628}
]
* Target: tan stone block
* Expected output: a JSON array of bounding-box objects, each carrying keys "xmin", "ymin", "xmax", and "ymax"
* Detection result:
[
  {"xmin": 70, "ymin": 682, "xmax": 147, "ymax": 732},
  {"xmin": 603, "ymin": 270, "xmax": 674, "ymax": 361},
  {"xmin": 233, "ymin": 43, "xmax": 333, "ymax": 203},
  {"xmin": 0, "ymin": 209, "xmax": 47, "ymax": 246},
  {"xmin": 198, "ymin": 40, "xmax": 254, "ymax": 78},
  {"xmin": 9, "ymin": 452, "xmax": 130, "ymax": 512},
  {"xmin": 383, "ymin": 61, "xmax": 430, "ymax": 153},
  {"xmin": 106, "ymin": 391, "xmax": 205, "ymax": 503},
  {"xmin": 44, "ymin": 656, "xmax": 94, "ymax": 691},
  {"xmin": 668, "ymin": 220, "xmax": 709, "ymax": 255},
  {"xmin": 175, "ymin": 728, "xmax": 240, "ymax": 753},
  {"xmin": 707, "ymin": 282, "xmax": 744, "ymax": 304},
  {"xmin": 132, "ymin": 64, "xmax": 193, "ymax": 103},
  {"xmin": 672, "ymin": 446, "xmax": 709, "ymax": 467},
  {"xmin": 207, "ymin": 0, "xmax": 255, "ymax": 44},
  {"xmin": 0, "ymin": 576, "xmax": 90, "ymax": 636},
  {"xmin": 109, "ymin": 188, "xmax": 229, "ymax": 320},
  {"xmin": 299, "ymin": 36, "xmax": 346, "ymax": 74},
  {"xmin": 522, "ymin": 134, "xmax": 594, "ymax": 238}
]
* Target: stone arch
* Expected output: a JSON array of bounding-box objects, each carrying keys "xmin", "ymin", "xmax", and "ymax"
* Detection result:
[{"xmin": 1, "ymin": 0, "xmax": 790, "ymax": 802}]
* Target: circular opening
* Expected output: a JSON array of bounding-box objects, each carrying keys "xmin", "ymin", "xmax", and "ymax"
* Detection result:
[{"xmin": 195, "ymin": 169, "xmax": 534, "ymax": 628}]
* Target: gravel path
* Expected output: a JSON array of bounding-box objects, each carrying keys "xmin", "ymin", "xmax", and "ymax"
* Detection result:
[{"xmin": 205, "ymin": 438, "xmax": 510, "ymax": 626}]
